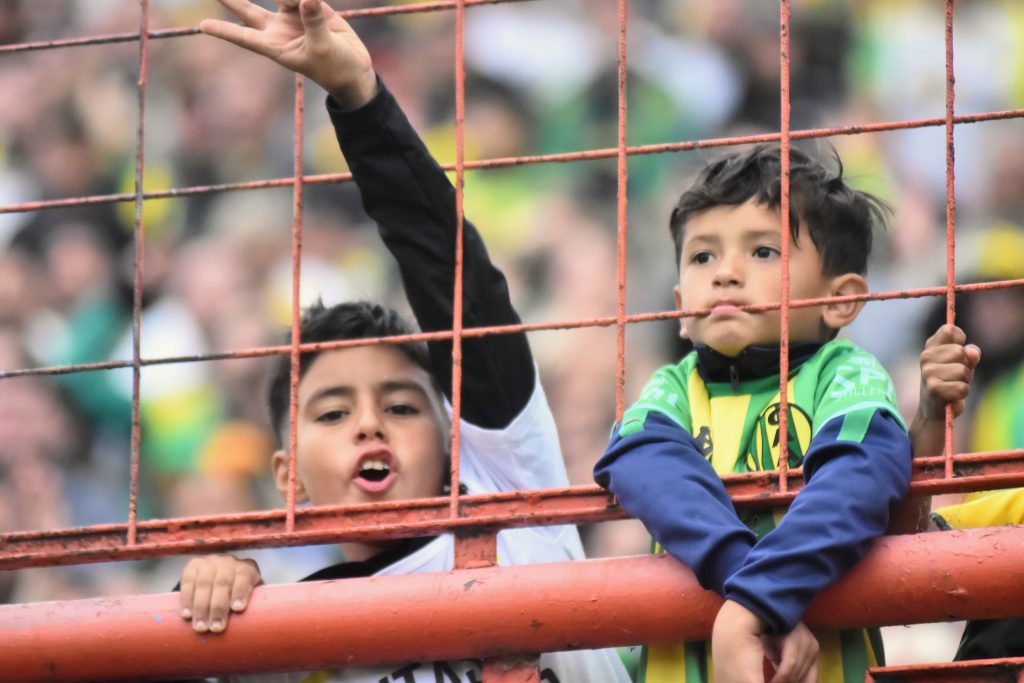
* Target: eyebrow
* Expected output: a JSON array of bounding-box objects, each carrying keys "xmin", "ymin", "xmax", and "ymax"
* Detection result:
[
  {"xmin": 743, "ymin": 228, "xmax": 782, "ymax": 242},
  {"xmin": 682, "ymin": 233, "xmax": 720, "ymax": 249},
  {"xmin": 305, "ymin": 380, "xmax": 430, "ymax": 406},
  {"xmin": 683, "ymin": 227, "xmax": 781, "ymax": 249},
  {"xmin": 379, "ymin": 380, "xmax": 431, "ymax": 399}
]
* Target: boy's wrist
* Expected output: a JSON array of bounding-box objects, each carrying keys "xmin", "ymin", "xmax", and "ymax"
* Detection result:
[
  {"xmin": 909, "ymin": 407, "xmax": 943, "ymax": 437},
  {"xmin": 715, "ymin": 599, "xmax": 768, "ymax": 635},
  {"xmin": 327, "ymin": 69, "xmax": 379, "ymax": 112}
]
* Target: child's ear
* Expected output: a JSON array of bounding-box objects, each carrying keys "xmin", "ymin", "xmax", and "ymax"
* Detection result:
[
  {"xmin": 271, "ymin": 449, "xmax": 310, "ymax": 504},
  {"xmin": 822, "ymin": 273, "xmax": 868, "ymax": 330},
  {"xmin": 673, "ymin": 285, "xmax": 688, "ymax": 340}
]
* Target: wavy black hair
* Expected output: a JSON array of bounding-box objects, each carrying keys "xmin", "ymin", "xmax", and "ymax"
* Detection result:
[
  {"xmin": 669, "ymin": 144, "xmax": 890, "ymax": 276},
  {"xmin": 266, "ymin": 300, "xmax": 436, "ymax": 446}
]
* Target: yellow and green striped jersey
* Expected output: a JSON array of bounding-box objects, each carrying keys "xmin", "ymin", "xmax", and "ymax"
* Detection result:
[{"xmin": 628, "ymin": 339, "xmax": 903, "ymax": 683}]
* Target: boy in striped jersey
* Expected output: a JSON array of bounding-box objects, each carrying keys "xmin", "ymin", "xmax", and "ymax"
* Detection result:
[{"xmin": 595, "ymin": 146, "xmax": 912, "ymax": 683}]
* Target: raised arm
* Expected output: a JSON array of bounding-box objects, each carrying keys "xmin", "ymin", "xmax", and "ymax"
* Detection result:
[
  {"xmin": 327, "ymin": 83, "xmax": 533, "ymax": 429},
  {"xmin": 201, "ymin": 0, "xmax": 533, "ymax": 428}
]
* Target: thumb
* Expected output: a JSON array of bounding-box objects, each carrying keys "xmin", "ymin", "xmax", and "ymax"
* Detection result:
[
  {"xmin": 965, "ymin": 343, "xmax": 982, "ymax": 368},
  {"xmin": 299, "ymin": 0, "xmax": 330, "ymax": 42}
]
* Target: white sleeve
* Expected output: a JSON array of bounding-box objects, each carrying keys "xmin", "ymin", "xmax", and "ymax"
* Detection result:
[{"xmin": 450, "ymin": 368, "xmax": 569, "ymax": 495}]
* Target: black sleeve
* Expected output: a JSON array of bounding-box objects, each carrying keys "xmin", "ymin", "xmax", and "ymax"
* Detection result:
[{"xmin": 326, "ymin": 80, "xmax": 534, "ymax": 429}]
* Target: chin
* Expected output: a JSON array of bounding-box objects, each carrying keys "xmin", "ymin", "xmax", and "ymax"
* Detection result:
[{"xmin": 706, "ymin": 340, "xmax": 746, "ymax": 357}]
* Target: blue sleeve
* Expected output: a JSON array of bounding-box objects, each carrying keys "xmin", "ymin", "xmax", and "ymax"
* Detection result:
[
  {"xmin": 594, "ymin": 412, "xmax": 756, "ymax": 595},
  {"xmin": 723, "ymin": 411, "xmax": 911, "ymax": 634}
]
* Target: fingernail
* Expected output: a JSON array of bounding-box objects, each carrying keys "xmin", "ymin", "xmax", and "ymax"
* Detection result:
[
  {"xmin": 232, "ymin": 599, "xmax": 244, "ymax": 611},
  {"xmin": 181, "ymin": 608, "xmax": 192, "ymax": 619},
  {"xmin": 210, "ymin": 620, "xmax": 224, "ymax": 632},
  {"xmin": 194, "ymin": 620, "xmax": 206, "ymax": 632}
]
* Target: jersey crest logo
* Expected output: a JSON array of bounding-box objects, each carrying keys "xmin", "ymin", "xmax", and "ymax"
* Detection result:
[
  {"xmin": 694, "ymin": 425, "xmax": 714, "ymax": 460},
  {"xmin": 745, "ymin": 402, "xmax": 812, "ymax": 471}
]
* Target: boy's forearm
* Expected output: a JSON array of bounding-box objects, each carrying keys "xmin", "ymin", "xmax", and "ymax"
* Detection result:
[
  {"xmin": 908, "ymin": 410, "xmax": 947, "ymax": 458},
  {"xmin": 723, "ymin": 411, "xmax": 911, "ymax": 634},
  {"xmin": 595, "ymin": 413, "xmax": 756, "ymax": 594},
  {"xmin": 326, "ymin": 80, "xmax": 534, "ymax": 427}
]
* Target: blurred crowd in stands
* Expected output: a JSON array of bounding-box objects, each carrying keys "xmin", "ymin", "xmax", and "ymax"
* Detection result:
[{"xmin": 0, "ymin": 0, "xmax": 1022, "ymax": 662}]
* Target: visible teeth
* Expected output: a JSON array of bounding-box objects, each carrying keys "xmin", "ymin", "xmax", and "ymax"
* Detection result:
[{"xmin": 359, "ymin": 459, "xmax": 391, "ymax": 483}]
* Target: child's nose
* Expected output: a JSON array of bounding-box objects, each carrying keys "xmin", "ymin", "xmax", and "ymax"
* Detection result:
[
  {"xmin": 712, "ymin": 253, "xmax": 744, "ymax": 286},
  {"xmin": 354, "ymin": 407, "xmax": 386, "ymax": 442}
]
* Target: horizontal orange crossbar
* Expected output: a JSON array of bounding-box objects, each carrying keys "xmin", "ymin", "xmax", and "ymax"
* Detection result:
[
  {"xmin": 867, "ymin": 657, "xmax": 1024, "ymax": 682},
  {"xmin": 1, "ymin": 527, "xmax": 1022, "ymax": 682},
  {"xmin": 1, "ymin": 449, "xmax": 1022, "ymax": 570}
]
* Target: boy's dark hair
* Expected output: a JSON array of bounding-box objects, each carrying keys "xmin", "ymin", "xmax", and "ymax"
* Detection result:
[
  {"xmin": 266, "ymin": 300, "xmax": 434, "ymax": 445},
  {"xmin": 669, "ymin": 144, "xmax": 890, "ymax": 276}
]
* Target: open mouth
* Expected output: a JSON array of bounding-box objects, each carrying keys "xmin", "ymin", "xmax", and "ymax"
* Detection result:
[
  {"xmin": 353, "ymin": 453, "xmax": 397, "ymax": 493},
  {"xmin": 358, "ymin": 459, "xmax": 391, "ymax": 483}
]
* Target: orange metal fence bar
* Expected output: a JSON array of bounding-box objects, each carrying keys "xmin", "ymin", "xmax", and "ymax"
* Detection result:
[
  {"xmin": 2, "ymin": 110, "xmax": 1020, "ymax": 219},
  {"xmin": 126, "ymin": 0, "xmax": 151, "ymax": 548},
  {"xmin": 449, "ymin": 0, "xmax": 468, "ymax": 522},
  {"xmin": 867, "ymin": 657, "xmax": 1024, "ymax": 683},
  {"xmin": 776, "ymin": 0, "xmax": 793, "ymax": 493},
  {"xmin": 2, "ymin": 1, "xmax": 1024, "ymax": 680},
  {"xmin": 1, "ymin": 526, "xmax": 1022, "ymax": 682},
  {"xmin": 0, "ymin": 448, "xmax": 1021, "ymax": 570},
  {"xmin": 285, "ymin": 73, "xmax": 306, "ymax": 533},
  {"xmin": 943, "ymin": 0, "xmax": 959, "ymax": 478},
  {"xmin": 613, "ymin": 0, "xmax": 630, "ymax": 422},
  {"xmin": 2, "ymin": 279, "xmax": 1021, "ymax": 383}
]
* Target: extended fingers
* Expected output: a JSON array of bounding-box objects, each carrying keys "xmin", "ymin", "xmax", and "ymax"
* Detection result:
[
  {"xmin": 198, "ymin": 18, "xmax": 276, "ymax": 58},
  {"xmin": 214, "ymin": 0, "xmax": 273, "ymax": 28}
]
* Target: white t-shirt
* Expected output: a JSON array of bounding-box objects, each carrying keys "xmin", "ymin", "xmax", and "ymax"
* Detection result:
[{"xmin": 217, "ymin": 378, "xmax": 631, "ymax": 683}]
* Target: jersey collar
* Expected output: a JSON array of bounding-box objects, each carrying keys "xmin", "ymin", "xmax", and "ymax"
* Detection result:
[{"xmin": 695, "ymin": 341, "xmax": 824, "ymax": 389}]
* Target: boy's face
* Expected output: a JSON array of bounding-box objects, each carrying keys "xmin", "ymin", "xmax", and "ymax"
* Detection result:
[
  {"xmin": 272, "ymin": 346, "xmax": 448, "ymax": 508},
  {"xmin": 675, "ymin": 199, "xmax": 839, "ymax": 357}
]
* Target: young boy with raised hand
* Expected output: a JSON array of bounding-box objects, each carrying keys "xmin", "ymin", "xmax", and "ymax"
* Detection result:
[
  {"xmin": 176, "ymin": 1, "xmax": 632, "ymax": 681},
  {"xmin": 595, "ymin": 146, "xmax": 913, "ymax": 683}
]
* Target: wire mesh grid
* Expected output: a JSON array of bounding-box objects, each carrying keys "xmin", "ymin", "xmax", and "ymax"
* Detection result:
[{"xmin": 0, "ymin": 0, "xmax": 1020, "ymax": 584}]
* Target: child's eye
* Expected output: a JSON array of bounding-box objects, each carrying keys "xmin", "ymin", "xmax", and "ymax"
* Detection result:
[
  {"xmin": 753, "ymin": 246, "xmax": 779, "ymax": 259},
  {"xmin": 316, "ymin": 409, "xmax": 348, "ymax": 423},
  {"xmin": 387, "ymin": 404, "xmax": 420, "ymax": 416},
  {"xmin": 690, "ymin": 251, "xmax": 714, "ymax": 265}
]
